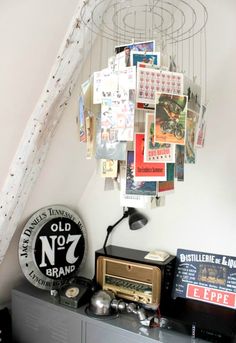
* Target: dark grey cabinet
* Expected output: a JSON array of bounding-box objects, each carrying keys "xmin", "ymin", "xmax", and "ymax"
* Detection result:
[
  {"xmin": 12, "ymin": 284, "xmax": 209, "ymax": 343},
  {"xmin": 12, "ymin": 290, "xmax": 82, "ymax": 343}
]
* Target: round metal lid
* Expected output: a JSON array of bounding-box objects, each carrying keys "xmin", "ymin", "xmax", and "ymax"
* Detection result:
[{"xmin": 19, "ymin": 205, "xmax": 87, "ymax": 290}]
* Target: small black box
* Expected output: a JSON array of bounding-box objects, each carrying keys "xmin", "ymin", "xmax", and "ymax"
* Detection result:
[{"xmin": 0, "ymin": 307, "xmax": 12, "ymax": 343}]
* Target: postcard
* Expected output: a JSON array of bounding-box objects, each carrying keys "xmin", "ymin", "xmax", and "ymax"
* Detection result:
[
  {"xmin": 101, "ymin": 159, "xmax": 118, "ymax": 178},
  {"xmin": 155, "ymin": 92, "xmax": 188, "ymax": 145},
  {"xmin": 150, "ymin": 195, "xmax": 166, "ymax": 208},
  {"xmin": 78, "ymin": 95, "xmax": 86, "ymax": 142},
  {"xmin": 144, "ymin": 113, "xmax": 175, "ymax": 163},
  {"xmin": 113, "ymin": 90, "xmax": 135, "ymax": 141},
  {"xmin": 120, "ymin": 163, "xmax": 156, "ymax": 208},
  {"xmin": 81, "ymin": 77, "xmax": 91, "ymax": 106},
  {"xmin": 78, "ymin": 79, "xmax": 92, "ymax": 143},
  {"xmin": 108, "ymin": 55, "xmax": 115, "ymax": 71},
  {"xmin": 136, "ymin": 62, "xmax": 158, "ymax": 110},
  {"xmin": 158, "ymin": 180, "xmax": 174, "ymax": 193},
  {"xmin": 101, "ymin": 98, "xmax": 115, "ymax": 143},
  {"xmin": 104, "ymin": 177, "xmax": 120, "ymax": 192},
  {"xmin": 184, "ymin": 76, "xmax": 202, "ymax": 113},
  {"xmin": 117, "ymin": 66, "xmax": 136, "ymax": 92},
  {"xmin": 93, "ymin": 69, "xmax": 107, "ymax": 104},
  {"xmin": 120, "ymin": 192, "xmax": 155, "ymax": 209},
  {"xmin": 175, "ymin": 144, "xmax": 185, "ymax": 181},
  {"xmin": 130, "ymin": 51, "xmax": 160, "ymax": 68},
  {"xmin": 185, "ymin": 109, "xmax": 199, "ymax": 164},
  {"xmin": 136, "ymin": 64, "xmax": 184, "ymax": 107},
  {"xmin": 137, "ymin": 102, "xmax": 155, "ymax": 110},
  {"xmin": 101, "ymin": 90, "xmax": 135, "ymax": 143},
  {"xmin": 115, "ymin": 40, "xmax": 155, "ymax": 67},
  {"xmin": 95, "ymin": 115, "xmax": 127, "ymax": 161},
  {"xmin": 115, "ymin": 40, "xmax": 155, "ymax": 54},
  {"xmin": 79, "ymin": 77, "xmax": 101, "ymax": 144},
  {"xmin": 82, "ymin": 75, "xmax": 100, "ymax": 115},
  {"xmin": 134, "ymin": 133, "xmax": 166, "ymax": 181},
  {"xmin": 93, "ymin": 68, "xmax": 117, "ymax": 104},
  {"xmin": 85, "ymin": 115, "xmax": 95, "ymax": 159},
  {"xmin": 158, "ymin": 163, "xmax": 175, "ymax": 194},
  {"xmin": 125, "ymin": 151, "xmax": 157, "ymax": 196},
  {"xmin": 196, "ymin": 104, "xmax": 207, "ymax": 148},
  {"xmin": 114, "ymin": 51, "xmax": 126, "ymax": 71}
]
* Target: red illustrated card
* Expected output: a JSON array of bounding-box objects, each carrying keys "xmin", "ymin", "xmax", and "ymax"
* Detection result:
[{"xmin": 134, "ymin": 133, "xmax": 166, "ymax": 181}]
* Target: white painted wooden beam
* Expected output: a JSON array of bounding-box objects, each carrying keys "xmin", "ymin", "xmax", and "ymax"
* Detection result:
[{"xmin": 0, "ymin": 0, "xmax": 106, "ymax": 263}]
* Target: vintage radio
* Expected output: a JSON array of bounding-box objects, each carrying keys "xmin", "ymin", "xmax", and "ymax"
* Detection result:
[{"xmin": 95, "ymin": 245, "xmax": 176, "ymax": 307}]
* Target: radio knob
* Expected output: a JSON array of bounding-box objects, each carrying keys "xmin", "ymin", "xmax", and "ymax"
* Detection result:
[{"xmin": 134, "ymin": 295, "xmax": 140, "ymax": 302}]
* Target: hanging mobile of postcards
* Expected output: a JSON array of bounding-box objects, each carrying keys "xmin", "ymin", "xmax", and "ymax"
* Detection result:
[{"xmin": 77, "ymin": 0, "xmax": 208, "ymax": 209}]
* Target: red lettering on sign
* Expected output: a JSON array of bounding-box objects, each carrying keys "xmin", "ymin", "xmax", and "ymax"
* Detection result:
[
  {"xmin": 148, "ymin": 151, "xmax": 157, "ymax": 157},
  {"xmin": 187, "ymin": 284, "xmax": 236, "ymax": 309}
]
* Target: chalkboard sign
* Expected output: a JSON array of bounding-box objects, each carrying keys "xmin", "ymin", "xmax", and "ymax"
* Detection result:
[{"xmin": 172, "ymin": 249, "xmax": 236, "ymax": 309}]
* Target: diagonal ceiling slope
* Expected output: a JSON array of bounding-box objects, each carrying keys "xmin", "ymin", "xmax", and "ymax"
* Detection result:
[{"xmin": 0, "ymin": 0, "xmax": 107, "ymax": 263}]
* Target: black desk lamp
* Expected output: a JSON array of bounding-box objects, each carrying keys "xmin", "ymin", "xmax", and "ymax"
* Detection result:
[{"xmin": 103, "ymin": 207, "xmax": 148, "ymax": 249}]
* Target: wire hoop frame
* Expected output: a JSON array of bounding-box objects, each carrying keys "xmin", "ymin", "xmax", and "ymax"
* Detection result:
[{"xmin": 80, "ymin": 0, "xmax": 208, "ymax": 45}]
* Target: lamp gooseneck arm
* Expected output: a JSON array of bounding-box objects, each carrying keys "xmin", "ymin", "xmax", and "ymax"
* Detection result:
[{"xmin": 103, "ymin": 210, "xmax": 129, "ymax": 249}]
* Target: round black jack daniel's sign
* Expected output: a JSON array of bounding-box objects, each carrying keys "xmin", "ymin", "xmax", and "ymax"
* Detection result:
[{"xmin": 19, "ymin": 205, "xmax": 87, "ymax": 290}]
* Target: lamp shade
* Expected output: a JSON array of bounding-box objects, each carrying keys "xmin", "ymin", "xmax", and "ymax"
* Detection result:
[
  {"xmin": 128, "ymin": 208, "xmax": 148, "ymax": 230},
  {"xmin": 103, "ymin": 207, "xmax": 148, "ymax": 249}
]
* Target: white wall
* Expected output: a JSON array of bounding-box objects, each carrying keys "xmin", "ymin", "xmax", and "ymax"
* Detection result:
[
  {"xmin": 1, "ymin": 0, "xmax": 236, "ymax": 304},
  {"xmin": 0, "ymin": 0, "xmax": 93, "ymax": 304}
]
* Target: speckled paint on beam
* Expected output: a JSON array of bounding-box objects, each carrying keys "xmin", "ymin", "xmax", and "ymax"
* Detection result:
[{"xmin": 0, "ymin": 0, "xmax": 105, "ymax": 263}]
